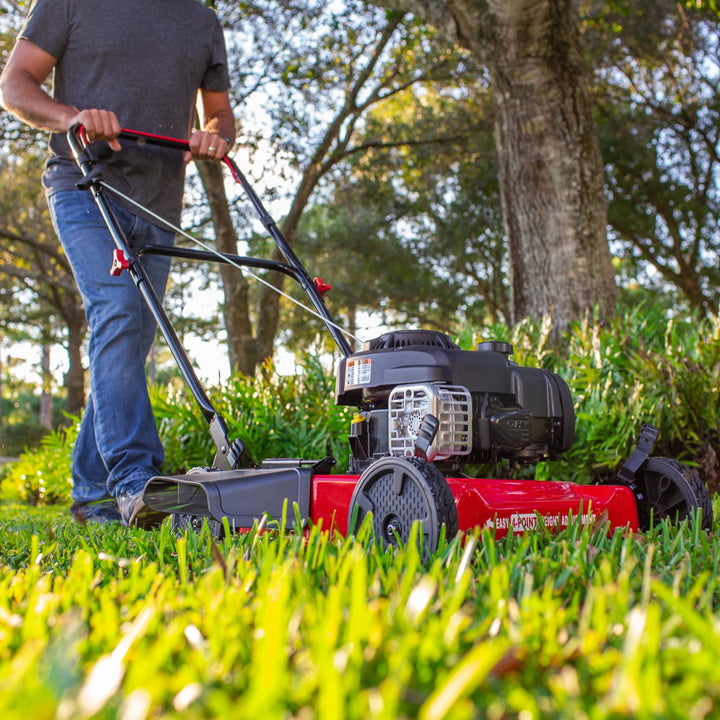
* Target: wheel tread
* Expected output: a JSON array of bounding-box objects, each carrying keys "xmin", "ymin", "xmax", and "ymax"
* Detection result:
[{"xmin": 637, "ymin": 456, "xmax": 713, "ymax": 530}]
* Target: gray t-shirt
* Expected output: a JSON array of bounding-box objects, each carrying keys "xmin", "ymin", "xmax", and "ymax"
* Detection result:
[{"xmin": 21, "ymin": 0, "xmax": 230, "ymax": 226}]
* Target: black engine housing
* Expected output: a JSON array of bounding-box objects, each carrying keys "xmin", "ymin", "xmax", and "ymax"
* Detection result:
[{"xmin": 336, "ymin": 330, "xmax": 575, "ymax": 473}]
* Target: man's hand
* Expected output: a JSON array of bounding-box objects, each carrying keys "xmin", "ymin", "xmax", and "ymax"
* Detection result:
[
  {"xmin": 185, "ymin": 129, "xmax": 231, "ymax": 162},
  {"xmin": 185, "ymin": 88, "xmax": 235, "ymax": 163},
  {"xmin": 71, "ymin": 108, "xmax": 122, "ymax": 151}
]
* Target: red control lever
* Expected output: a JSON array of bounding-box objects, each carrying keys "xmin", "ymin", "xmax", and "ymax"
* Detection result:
[
  {"xmin": 313, "ymin": 277, "xmax": 332, "ymax": 298},
  {"xmin": 110, "ymin": 249, "xmax": 130, "ymax": 276}
]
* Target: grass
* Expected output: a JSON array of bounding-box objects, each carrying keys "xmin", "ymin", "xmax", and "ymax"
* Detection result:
[{"xmin": 0, "ymin": 500, "xmax": 719, "ymax": 719}]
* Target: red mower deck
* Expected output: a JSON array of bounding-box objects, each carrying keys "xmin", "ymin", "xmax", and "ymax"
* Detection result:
[{"xmin": 311, "ymin": 474, "xmax": 639, "ymax": 537}]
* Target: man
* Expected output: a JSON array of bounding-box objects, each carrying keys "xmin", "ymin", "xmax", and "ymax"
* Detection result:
[{"xmin": 0, "ymin": 0, "xmax": 236, "ymax": 527}]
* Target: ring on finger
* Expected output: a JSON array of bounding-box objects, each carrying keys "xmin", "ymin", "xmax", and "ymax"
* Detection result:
[{"xmin": 208, "ymin": 146, "xmax": 217, "ymax": 153}]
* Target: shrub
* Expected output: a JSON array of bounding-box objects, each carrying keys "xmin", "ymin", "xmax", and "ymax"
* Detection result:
[
  {"xmin": 153, "ymin": 353, "xmax": 354, "ymax": 473},
  {"xmin": 6, "ymin": 304, "xmax": 720, "ymax": 504},
  {"xmin": 468, "ymin": 304, "xmax": 720, "ymax": 486},
  {"xmin": 0, "ymin": 421, "xmax": 50, "ymax": 458},
  {"xmin": 3, "ymin": 421, "xmax": 77, "ymax": 505}
]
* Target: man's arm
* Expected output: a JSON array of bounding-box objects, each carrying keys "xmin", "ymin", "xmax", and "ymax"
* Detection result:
[
  {"xmin": 0, "ymin": 38, "xmax": 121, "ymax": 149},
  {"xmin": 187, "ymin": 88, "xmax": 236, "ymax": 160}
]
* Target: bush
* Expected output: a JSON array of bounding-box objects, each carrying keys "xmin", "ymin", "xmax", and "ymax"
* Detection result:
[
  {"xmin": 2, "ymin": 356, "xmax": 353, "ymax": 505},
  {"xmin": 0, "ymin": 388, "xmax": 70, "ymax": 456},
  {"xmin": 6, "ymin": 305, "xmax": 720, "ymax": 504},
  {"xmin": 469, "ymin": 304, "xmax": 720, "ymax": 486},
  {"xmin": 153, "ymin": 353, "xmax": 354, "ymax": 473},
  {"xmin": 0, "ymin": 421, "xmax": 50, "ymax": 458},
  {"xmin": 3, "ymin": 421, "xmax": 77, "ymax": 505}
]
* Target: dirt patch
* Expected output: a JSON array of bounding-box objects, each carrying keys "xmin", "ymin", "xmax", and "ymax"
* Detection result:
[{"xmin": 697, "ymin": 442, "xmax": 720, "ymax": 496}]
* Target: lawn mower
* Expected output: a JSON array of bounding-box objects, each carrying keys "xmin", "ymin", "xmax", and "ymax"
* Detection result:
[{"xmin": 68, "ymin": 127, "xmax": 713, "ymax": 550}]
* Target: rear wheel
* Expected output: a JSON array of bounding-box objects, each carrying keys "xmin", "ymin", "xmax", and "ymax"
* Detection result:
[
  {"xmin": 633, "ymin": 457, "xmax": 713, "ymax": 530},
  {"xmin": 171, "ymin": 467, "xmax": 225, "ymax": 539},
  {"xmin": 347, "ymin": 456, "xmax": 458, "ymax": 555}
]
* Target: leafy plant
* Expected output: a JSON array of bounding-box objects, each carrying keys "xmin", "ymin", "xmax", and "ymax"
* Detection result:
[
  {"xmin": 154, "ymin": 353, "xmax": 353, "ymax": 473},
  {"xmin": 2, "ymin": 420, "xmax": 77, "ymax": 504},
  {"xmin": 6, "ymin": 303, "xmax": 720, "ymax": 503}
]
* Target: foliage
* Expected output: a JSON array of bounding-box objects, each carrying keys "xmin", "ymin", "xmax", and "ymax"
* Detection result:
[
  {"xmin": 3, "ymin": 355, "xmax": 352, "ymax": 506},
  {"xmin": 3, "ymin": 0, "xmax": 720, "ymax": 380},
  {"xmin": 585, "ymin": 0, "xmax": 720, "ymax": 315},
  {"xmin": 154, "ymin": 354, "xmax": 354, "ymax": 472},
  {"xmin": 557, "ymin": 307, "xmax": 720, "ymax": 484},
  {"xmin": 288, "ymin": 71, "xmax": 505, "ymax": 347},
  {"xmin": 7, "ymin": 303, "xmax": 720, "ymax": 503},
  {"xmin": 0, "ymin": 153, "xmax": 76, "ymax": 341},
  {"xmin": 2, "ymin": 421, "xmax": 76, "ymax": 505},
  {"xmin": 0, "ymin": 420, "xmax": 48, "ymax": 459},
  {"xmin": 0, "ymin": 501, "xmax": 719, "ymax": 717},
  {"xmin": 466, "ymin": 304, "xmax": 720, "ymax": 486},
  {"xmin": 298, "ymin": 63, "xmax": 508, "ymax": 338},
  {"xmin": 0, "ymin": 376, "xmax": 70, "ymax": 456},
  {"xmin": 0, "ymin": 150, "xmax": 87, "ymax": 416}
]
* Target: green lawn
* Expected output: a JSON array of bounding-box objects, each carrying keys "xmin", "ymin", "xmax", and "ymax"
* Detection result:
[{"xmin": 0, "ymin": 500, "xmax": 718, "ymax": 719}]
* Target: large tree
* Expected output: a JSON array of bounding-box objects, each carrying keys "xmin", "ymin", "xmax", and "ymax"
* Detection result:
[{"xmin": 362, "ymin": 0, "xmax": 618, "ymax": 332}]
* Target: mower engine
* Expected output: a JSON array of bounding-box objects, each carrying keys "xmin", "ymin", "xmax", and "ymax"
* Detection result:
[{"xmin": 336, "ymin": 330, "xmax": 575, "ymax": 473}]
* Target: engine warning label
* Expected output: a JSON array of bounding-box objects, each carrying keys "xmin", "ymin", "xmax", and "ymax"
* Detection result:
[{"xmin": 346, "ymin": 357, "xmax": 372, "ymax": 386}]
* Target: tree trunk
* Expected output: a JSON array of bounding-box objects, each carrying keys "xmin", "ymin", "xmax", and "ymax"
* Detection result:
[
  {"xmin": 196, "ymin": 160, "xmax": 257, "ymax": 376},
  {"xmin": 63, "ymin": 300, "xmax": 86, "ymax": 417},
  {"xmin": 484, "ymin": 0, "xmax": 616, "ymax": 329},
  {"xmin": 39, "ymin": 343, "xmax": 53, "ymax": 428},
  {"xmin": 367, "ymin": 0, "xmax": 618, "ymax": 332}
]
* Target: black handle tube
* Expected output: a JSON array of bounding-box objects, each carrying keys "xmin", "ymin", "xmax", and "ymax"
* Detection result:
[{"xmin": 138, "ymin": 245, "xmax": 301, "ymax": 279}]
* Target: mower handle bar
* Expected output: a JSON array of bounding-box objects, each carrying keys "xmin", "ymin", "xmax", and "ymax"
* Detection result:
[{"xmin": 67, "ymin": 124, "xmax": 353, "ymax": 358}]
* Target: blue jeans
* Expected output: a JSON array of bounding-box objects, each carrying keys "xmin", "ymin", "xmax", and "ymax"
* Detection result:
[{"xmin": 48, "ymin": 190, "xmax": 174, "ymax": 520}]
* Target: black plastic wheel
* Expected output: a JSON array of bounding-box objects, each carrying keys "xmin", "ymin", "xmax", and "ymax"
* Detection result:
[
  {"xmin": 347, "ymin": 456, "xmax": 459, "ymax": 555},
  {"xmin": 633, "ymin": 457, "xmax": 713, "ymax": 530},
  {"xmin": 171, "ymin": 512, "xmax": 225, "ymax": 539},
  {"xmin": 170, "ymin": 467, "xmax": 225, "ymax": 539}
]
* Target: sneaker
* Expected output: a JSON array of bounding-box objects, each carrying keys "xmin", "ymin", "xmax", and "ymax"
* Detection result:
[{"xmin": 116, "ymin": 490, "xmax": 167, "ymax": 529}]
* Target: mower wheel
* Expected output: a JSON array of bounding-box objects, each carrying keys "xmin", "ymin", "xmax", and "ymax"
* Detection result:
[
  {"xmin": 171, "ymin": 512, "xmax": 224, "ymax": 540},
  {"xmin": 170, "ymin": 466, "xmax": 225, "ymax": 539},
  {"xmin": 347, "ymin": 456, "xmax": 459, "ymax": 556},
  {"xmin": 633, "ymin": 457, "xmax": 713, "ymax": 531}
]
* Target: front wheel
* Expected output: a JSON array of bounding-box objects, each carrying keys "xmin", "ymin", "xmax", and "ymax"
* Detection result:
[
  {"xmin": 633, "ymin": 457, "xmax": 713, "ymax": 530},
  {"xmin": 171, "ymin": 512, "xmax": 224, "ymax": 539},
  {"xmin": 347, "ymin": 456, "xmax": 459, "ymax": 555}
]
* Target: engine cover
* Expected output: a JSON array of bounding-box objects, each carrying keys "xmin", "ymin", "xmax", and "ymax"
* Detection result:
[
  {"xmin": 339, "ymin": 330, "xmax": 575, "ymax": 472},
  {"xmin": 388, "ymin": 383, "xmax": 472, "ymax": 461}
]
